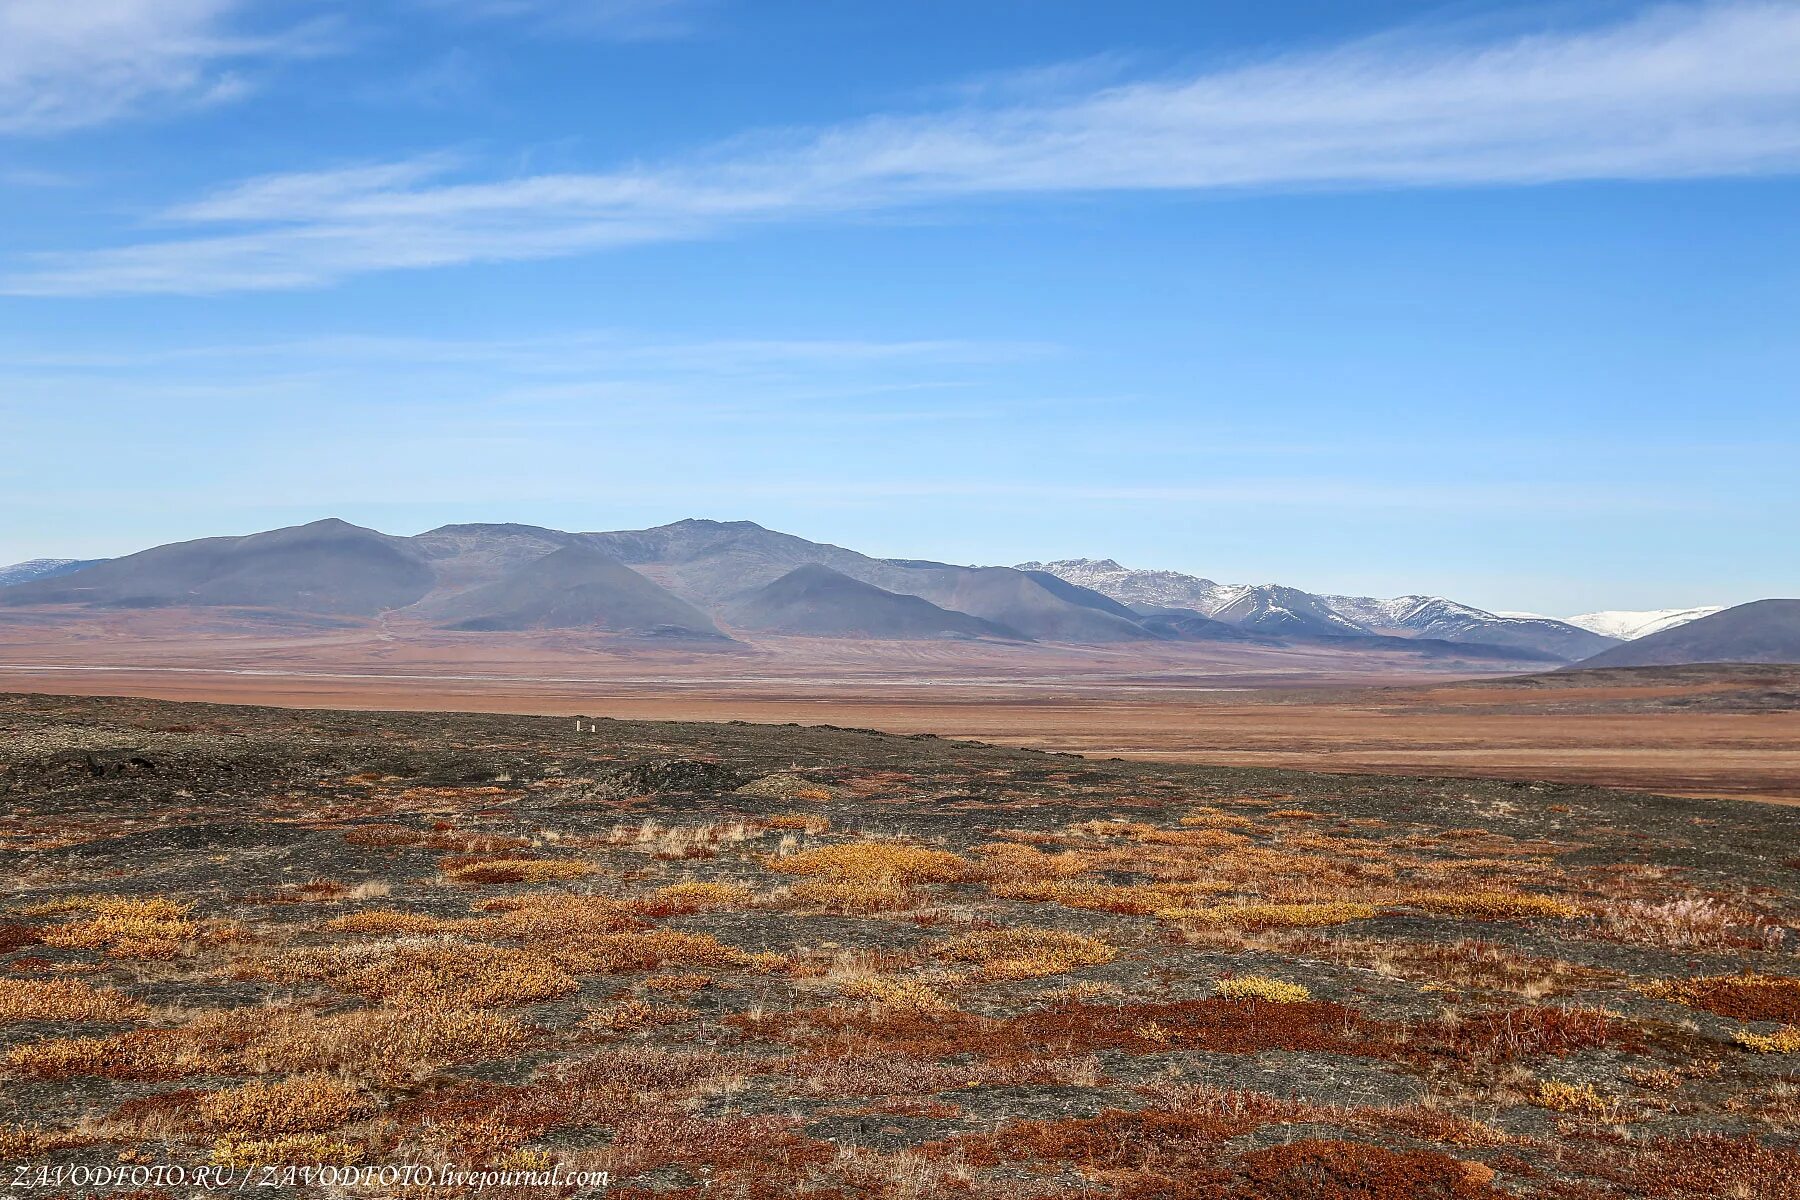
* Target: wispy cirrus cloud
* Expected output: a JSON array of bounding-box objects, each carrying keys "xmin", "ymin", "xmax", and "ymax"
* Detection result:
[
  {"xmin": 11, "ymin": 1, "xmax": 1800, "ymax": 294},
  {"xmin": 416, "ymin": 0, "xmax": 706, "ymax": 40},
  {"xmin": 0, "ymin": 0, "xmax": 320, "ymax": 136}
]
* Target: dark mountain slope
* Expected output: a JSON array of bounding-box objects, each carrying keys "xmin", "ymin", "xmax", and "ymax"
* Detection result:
[
  {"xmin": 434, "ymin": 544, "xmax": 726, "ymax": 638},
  {"xmin": 584, "ymin": 520, "xmax": 1152, "ymax": 643},
  {"xmin": 401, "ymin": 523, "xmax": 581, "ymax": 616},
  {"xmin": 1016, "ymin": 569, "xmax": 1144, "ymax": 620},
  {"xmin": 724, "ymin": 565, "xmax": 1027, "ymax": 640},
  {"xmin": 0, "ymin": 519, "xmax": 431, "ymax": 616},
  {"xmin": 1573, "ymin": 599, "xmax": 1800, "ymax": 668}
]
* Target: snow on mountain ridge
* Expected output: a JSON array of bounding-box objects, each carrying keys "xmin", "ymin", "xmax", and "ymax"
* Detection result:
[
  {"xmin": 1021, "ymin": 560, "xmax": 1621, "ymax": 659},
  {"xmin": 1565, "ymin": 607, "xmax": 1725, "ymax": 641}
]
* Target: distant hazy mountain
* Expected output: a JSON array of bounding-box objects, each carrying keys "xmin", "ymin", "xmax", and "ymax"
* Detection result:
[
  {"xmin": 0, "ymin": 558, "xmax": 109, "ymax": 588},
  {"xmin": 1017, "ymin": 558, "xmax": 1233, "ymax": 612},
  {"xmin": 1573, "ymin": 600, "xmax": 1800, "ymax": 668},
  {"xmin": 592, "ymin": 520, "xmax": 1152, "ymax": 643},
  {"xmin": 6, "ymin": 519, "xmax": 1710, "ymax": 664},
  {"xmin": 433, "ymin": 543, "xmax": 726, "ymax": 638},
  {"xmin": 1563, "ymin": 607, "xmax": 1725, "ymax": 641},
  {"xmin": 0, "ymin": 519, "xmax": 433, "ymax": 616},
  {"xmin": 1023, "ymin": 558, "xmax": 1617, "ymax": 660},
  {"xmin": 724, "ymin": 565, "xmax": 1025, "ymax": 640}
]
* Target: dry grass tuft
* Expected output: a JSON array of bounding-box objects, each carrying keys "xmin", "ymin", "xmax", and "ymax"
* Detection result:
[
  {"xmin": 210, "ymin": 1132, "xmax": 362, "ymax": 1168},
  {"xmin": 932, "ymin": 927, "xmax": 1115, "ymax": 981},
  {"xmin": 1216, "ymin": 975, "xmax": 1311, "ymax": 1003},
  {"xmin": 643, "ymin": 880, "xmax": 755, "ymax": 913},
  {"xmin": 837, "ymin": 975, "xmax": 956, "ymax": 1015},
  {"xmin": 27, "ymin": 894, "xmax": 201, "ymax": 959},
  {"xmin": 1734, "ymin": 1025, "xmax": 1800, "ymax": 1053},
  {"xmin": 991, "ymin": 878, "xmax": 1228, "ymax": 914},
  {"xmin": 1588, "ymin": 897, "xmax": 1787, "ymax": 951},
  {"xmin": 1404, "ymin": 891, "xmax": 1579, "ymax": 921},
  {"xmin": 787, "ymin": 879, "xmax": 924, "ymax": 914},
  {"xmin": 198, "ymin": 1074, "xmax": 375, "ymax": 1135},
  {"xmin": 0, "ymin": 977, "xmax": 147, "ymax": 1023},
  {"xmin": 246, "ymin": 939, "xmax": 578, "ymax": 1008},
  {"xmin": 442, "ymin": 857, "xmax": 593, "ymax": 885},
  {"xmin": 1158, "ymin": 901, "xmax": 1377, "ymax": 930},
  {"xmin": 773, "ymin": 841, "xmax": 973, "ymax": 884},
  {"xmin": 1535, "ymin": 1080, "xmax": 1616, "ymax": 1118}
]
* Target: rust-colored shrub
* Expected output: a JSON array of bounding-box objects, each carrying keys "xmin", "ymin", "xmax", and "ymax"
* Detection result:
[
  {"xmin": 1568, "ymin": 1133, "xmax": 1800, "ymax": 1200},
  {"xmin": 1643, "ymin": 973, "xmax": 1800, "ymax": 1023},
  {"xmin": 1225, "ymin": 1138, "xmax": 1506, "ymax": 1199},
  {"xmin": 1411, "ymin": 1005, "xmax": 1629, "ymax": 1065}
]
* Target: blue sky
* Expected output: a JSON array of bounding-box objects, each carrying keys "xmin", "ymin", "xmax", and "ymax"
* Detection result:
[{"xmin": 3, "ymin": 0, "xmax": 1796, "ymax": 615}]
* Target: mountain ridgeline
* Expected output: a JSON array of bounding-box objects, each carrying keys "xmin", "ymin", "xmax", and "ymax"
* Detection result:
[{"xmin": 2, "ymin": 518, "xmax": 1762, "ymax": 665}]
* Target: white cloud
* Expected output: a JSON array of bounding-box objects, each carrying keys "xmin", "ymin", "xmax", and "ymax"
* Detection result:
[
  {"xmin": 417, "ymin": 0, "xmax": 703, "ymax": 40},
  {"xmin": 10, "ymin": 1, "xmax": 1800, "ymax": 293},
  {"xmin": 0, "ymin": 0, "xmax": 285, "ymax": 135}
]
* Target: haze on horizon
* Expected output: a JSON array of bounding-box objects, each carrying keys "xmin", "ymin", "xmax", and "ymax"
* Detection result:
[{"xmin": 4, "ymin": 0, "xmax": 1796, "ymax": 616}]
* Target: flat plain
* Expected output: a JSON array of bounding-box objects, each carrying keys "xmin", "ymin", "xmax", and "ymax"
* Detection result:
[
  {"xmin": 1, "ymin": 691, "xmax": 1797, "ymax": 1198},
  {"xmin": 1, "ymin": 611, "xmax": 1795, "ymax": 803}
]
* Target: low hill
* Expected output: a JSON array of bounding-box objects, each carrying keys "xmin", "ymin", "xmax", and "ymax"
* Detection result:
[
  {"xmin": 724, "ymin": 565, "xmax": 1026, "ymax": 640},
  {"xmin": 0, "ymin": 518, "xmax": 431, "ymax": 616},
  {"xmin": 435, "ymin": 544, "xmax": 726, "ymax": 638},
  {"xmin": 1573, "ymin": 599, "xmax": 1800, "ymax": 668}
]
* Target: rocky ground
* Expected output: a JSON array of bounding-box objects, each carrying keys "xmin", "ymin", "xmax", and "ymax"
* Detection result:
[{"xmin": 1, "ymin": 691, "xmax": 1796, "ymax": 1198}]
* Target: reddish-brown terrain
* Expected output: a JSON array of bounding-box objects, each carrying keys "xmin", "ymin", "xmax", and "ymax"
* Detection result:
[{"xmin": 2, "ymin": 610, "xmax": 1795, "ymax": 803}]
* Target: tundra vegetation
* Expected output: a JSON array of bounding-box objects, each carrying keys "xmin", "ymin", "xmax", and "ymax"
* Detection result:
[{"xmin": 0, "ymin": 693, "xmax": 1796, "ymax": 1198}]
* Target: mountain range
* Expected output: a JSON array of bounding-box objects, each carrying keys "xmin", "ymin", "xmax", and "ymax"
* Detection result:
[
  {"xmin": 1018, "ymin": 558, "xmax": 1618, "ymax": 660},
  {"xmin": 0, "ymin": 520, "xmax": 1782, "ymax": 667}
]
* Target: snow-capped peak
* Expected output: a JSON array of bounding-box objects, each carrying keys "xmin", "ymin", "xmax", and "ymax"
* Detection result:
[{"xmin": 1563, "ymin": 607, "xmax": 1725, "ymax": 641}]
